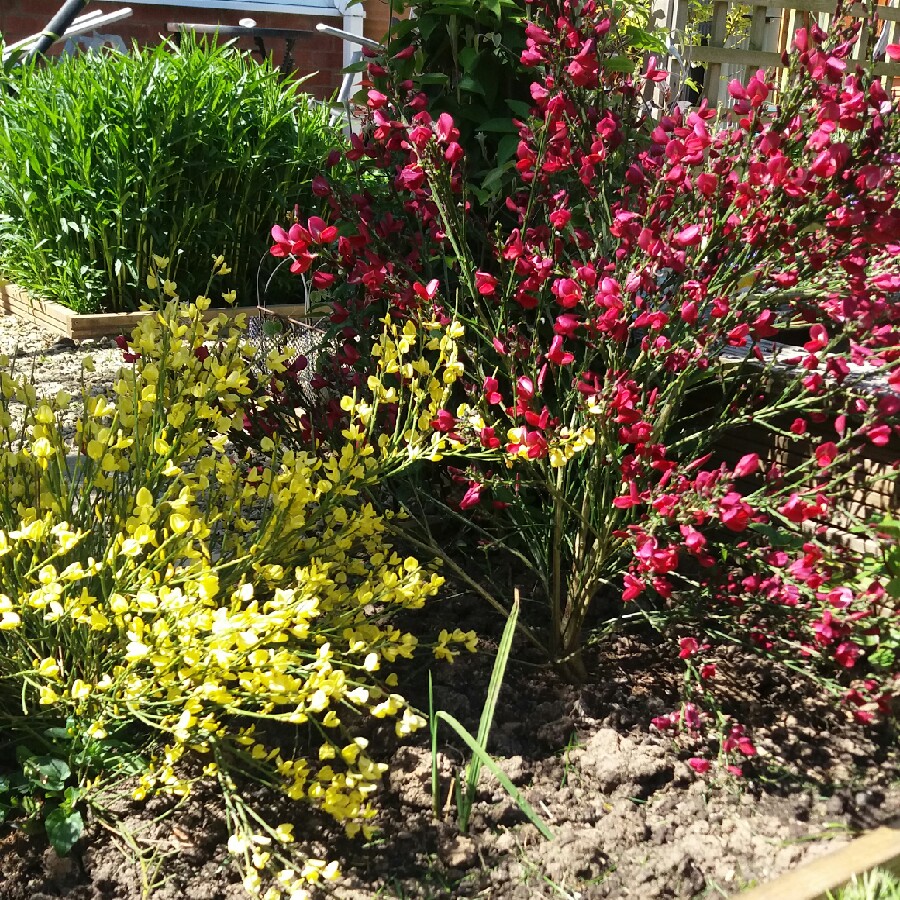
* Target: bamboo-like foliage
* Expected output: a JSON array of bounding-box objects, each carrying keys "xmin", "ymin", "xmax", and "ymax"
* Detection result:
[{"xmin": 0, "ymin": 37, "xmax": 339, "ymax": 312}]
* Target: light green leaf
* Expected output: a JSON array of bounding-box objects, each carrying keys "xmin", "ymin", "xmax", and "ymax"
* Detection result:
[{"xmin": 45, "ymin": 807, "xmax": 84, "ymax": 856}]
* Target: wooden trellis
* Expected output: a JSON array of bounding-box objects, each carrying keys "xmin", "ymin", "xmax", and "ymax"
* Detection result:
[{"xmin": 653, "ymin": 0, "xmax": 900, "ymax": 106}]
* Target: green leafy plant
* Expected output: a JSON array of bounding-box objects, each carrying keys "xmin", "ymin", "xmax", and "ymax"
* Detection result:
[
  {"xmin": 0, "ymin": 747, "xmax": 83, "ymax": 855},
  {"xmin": 429, "ymin": 593, "xmax": 553, "ymax": 839},
  {"xmin": 855, "ymin": 516, "xmax": 900, "ymax": 675},
  {"xmin": 0, "ymin": 36, "xmax": 341, "ymax": 313},
  {"xmin": 381, "ymin": 0, "xmax": 664, "ymax": 213},
  {"xmin": 382, "ymin": 0, "xmax": 530, "ymax": 209},
  {"xmin": 828, "ymin": 869, "xmax": 900, "ymax": 900}
]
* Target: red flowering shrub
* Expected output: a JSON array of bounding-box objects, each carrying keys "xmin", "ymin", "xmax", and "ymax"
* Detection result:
[{"xmin": 267, "ymin": 0, "xmax": 899, "ymax": 744}]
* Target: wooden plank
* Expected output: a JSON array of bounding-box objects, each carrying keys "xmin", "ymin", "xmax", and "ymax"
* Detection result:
[
  {"xmin": 0, "ymin": 280, "xmax": 312, "ymax": 340},
  {"xmin": 738, "ymin": 0, "xmax": 900, "ymax": 22},
  {"xmin": 704, "ymin": 1, "xmax": 731, "ymax": 106},
  {"xmin": 693, "ymin": 46, "xmax": 788, "ymax": 68},
  {"xmin": 732, "ymin": 822, "xmax": 900, "ymax": 900},
  {"xmin": 745, "ymin": 5, "xmax": 774, "ymax": 85}
]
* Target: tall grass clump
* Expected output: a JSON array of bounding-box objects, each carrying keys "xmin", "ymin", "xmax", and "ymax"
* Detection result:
[{"xmin": 0, "ymin": 37, "xmax": 339, "ymax": 313}]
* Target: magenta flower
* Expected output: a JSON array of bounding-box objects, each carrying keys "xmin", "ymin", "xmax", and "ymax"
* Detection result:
[
  {"xmin": 459, "ymin": 482, "xmax": 483, "ymax": 510},
  {"xmin": 546, "ymin": 335, "xmax": 574, "ymax": 366},
  {"xmin": 719, "ymin": 493, "xmax": 753, "ymax": 532},
  {"xmin": 733, "ymin": 453, "xmax": 761, "ymax": 478},
  {"xmin": 431, "ymin": 410, "xmax": 456, "ymax": 433}
]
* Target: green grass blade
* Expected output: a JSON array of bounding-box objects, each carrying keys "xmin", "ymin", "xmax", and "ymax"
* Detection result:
[
  {"xmin": 428, "ymin": 671, "xmax": 440, "ymax": 821},
  {"xmin": 466, "ymin": 592, "xmax": 520, "ymax": 801},
  {"xmin": 435, "ymin": 709, "xmax": 554, "ymax": 841}
]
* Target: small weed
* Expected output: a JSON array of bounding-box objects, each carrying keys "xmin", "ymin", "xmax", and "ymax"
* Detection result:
[
  {"xmin": 828, "ymin": 869, "xmax": 900, "ymax": 900},
  {"xmin": 777, "ymin": 823, "xmax": 858, "ymax": 847},
  {"xmin": 429, "ymin": 593, "xmax": 553, "ymax": 840},
  {"xmin": 558, "ymin": 731, "xmax": 583, "ymax": 790},
  {"xmin": 374, "ymin": 856, "xmax": 480, "ymax": 899}
]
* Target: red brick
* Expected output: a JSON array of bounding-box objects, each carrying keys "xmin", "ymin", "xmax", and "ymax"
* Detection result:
[{"xmin": 1, "ymin": 0, "xmax": 349, "ymax": 96}]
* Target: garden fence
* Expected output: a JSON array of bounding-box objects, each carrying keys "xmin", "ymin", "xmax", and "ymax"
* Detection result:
[{"xmin": 651, "ymin": 0, "xmax": 900, "ymax": 106}]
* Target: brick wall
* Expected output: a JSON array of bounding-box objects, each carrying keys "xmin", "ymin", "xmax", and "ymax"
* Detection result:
[
  {"xmin": 363, "ymin": 0, "xmax": 393, "ymax": 44},
  {"xmin": 0, "ymin": 0, "xmax": 391, "ymax": 99}
]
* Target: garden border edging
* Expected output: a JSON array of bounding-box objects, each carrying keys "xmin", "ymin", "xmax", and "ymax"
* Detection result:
[
  {"xmin": 0, "ymin": 279, "xmax": 310, "ymax": 341},
  {"xmin": 732, "ymin": 820, "xmax": 900, "ymax": 900}
]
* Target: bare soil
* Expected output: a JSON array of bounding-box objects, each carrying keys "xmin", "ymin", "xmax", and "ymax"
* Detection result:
[{"xmin": 0, "ymin": 313, "xmax": 898, "ymax": 900}]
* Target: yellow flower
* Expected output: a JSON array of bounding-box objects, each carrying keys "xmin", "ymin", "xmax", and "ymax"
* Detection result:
[
  {"xmin": 125, "ymin": 640, "xmax": 150, "ymax": 661},
  {"xmin": 0, "ymin": 611, "xmax": 21, "ymax": 630},
  {"xmin": 85, "ymin": 722, "xmax": 107, "ymax": 740},
  {"xmin": 70, "ymin": 680, "xmax": 91, "ymax": 700},
  {"xmin": 227, "ymin": 834, "xmax": 250, "ymax": 855},
  {"xmin": 396, "ymin": 707, "xmax": 426, "ymax": 737},
  {"xmin": 36, "ymin": 658, "xmax": 60, "ymax": 679},
  {"xmin": 273, "ymin": 823, "xmax": 294, "ymax": 843},
  {"xmin": 169, "ymin": 513, "xmax": 190, "ymax": 535},
  {"xmin": 39, "ymin": 685, "xmax": 60, "ymax": 705}
]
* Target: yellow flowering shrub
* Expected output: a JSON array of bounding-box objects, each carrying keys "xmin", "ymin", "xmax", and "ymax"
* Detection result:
[{"xmin": 0, "ymin": 297, "xmax": 470, "ymax": 897}]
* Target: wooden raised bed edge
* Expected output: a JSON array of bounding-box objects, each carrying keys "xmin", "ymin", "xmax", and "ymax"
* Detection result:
[
  {"xmin": 732, "ymin": 820, "xmax": 900, "ymax": 900},
  {"xmin": 0, "ymin": 280, "xmax": 311, "ymax": 341}
]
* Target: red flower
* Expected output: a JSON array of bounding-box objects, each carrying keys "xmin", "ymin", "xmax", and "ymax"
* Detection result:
[
  {"xmin": 516, "ymin": 376, "xmax": 535, "ymax": 401},
  {"xmin": 733, "ymin": 453, "xmax": 760, "ymax": 478},
  {"xmin": 459, "ymin": 482, "xmax": 483, "ymax": 510},
  {"xmin": 622, "ymin": 573, "xmax": 645, "ymax": 601},
  {"xmin": 397, "ymin": 165, "xmax": 426, "ymax": 191},
  {"xmin": 673, "ymin": 224, "xmax": 702, "ymax": 248},
  {"xmin": 475, "ymin": 271, "xmax": 499, "ymax": 296},
  {"xmin": 483, "ymin": 377, "xmax": 503, "ymax": 405},
  {"xmin": 479, "ymin": 427, "xmax": 501, "ymax": 449},
  {"xmin": 270, "ymin": 223, "xmax": 316, "ymax": 274},
  {"xmin": 567, "ymin": 41, "xmax": 598, "ymax": 87},
  {"xmin": 431, "ymin": 409, "xmax": 456, "ymax": 432},
  {"xmin": 723, "ymin": 726, "xmax": 756, "ymax": 757},
  {"xmin": 554, "ymin": 314, "xmax": 580, "ymax": 336},
  {"xmin": 547, "ymin": 335, "xmax": 575, "ymax": 366},
  {"xmin": 270, "ymin": 223, "xmax": 308, "ymax": 256},
  {"xmin": 804, "ymin": 324, "xmax": 828, "ymax": 352},
  {"xmin": 815, "ymin": 441, "xmax": 837, "ymax": 468},
  {"xmin": 834, "ymin": 641, "xmax": 860, "ymax": 668},
  {"xmin": 413, "ymin": 279, "xmax": 440, "ymax": 301},
  {"xmin": 549, "ymin": 208, "xmax": 571, "ymax": 229},
  {"xmin": 867, "ymin": 424, "xmax": 892, "ymax": 447},
  {"xmin": 678, "ymin": 637, "xmax": 699, "ymax": 659},
  {"xmin": 506, "ymin": 427, "xmax": 548, "ymax": 459},
  {"xmin": 307, "ymin": 216, "xmax": 338, "ymax": 244},
  {"xmin": 551, "ymin": 277, "xmax": 582, "ymax": 309},
  {"xmin": 688, "ymin": 758, "xmax": 711, "ymax": 774},
  {"xmin": 719, "ymin": 492, "xmax": 753, "ymax": 532}
]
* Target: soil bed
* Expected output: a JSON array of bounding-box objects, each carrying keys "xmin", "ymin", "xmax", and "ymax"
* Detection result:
[{"xmin": 0, "ymin": 313, "xmax": 897, "ymax": 900}]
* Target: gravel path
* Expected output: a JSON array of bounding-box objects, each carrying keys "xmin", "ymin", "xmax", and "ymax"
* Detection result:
[{"xmin": 0, "ymin": 314, "xmax": 127, "ymax": 444}]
